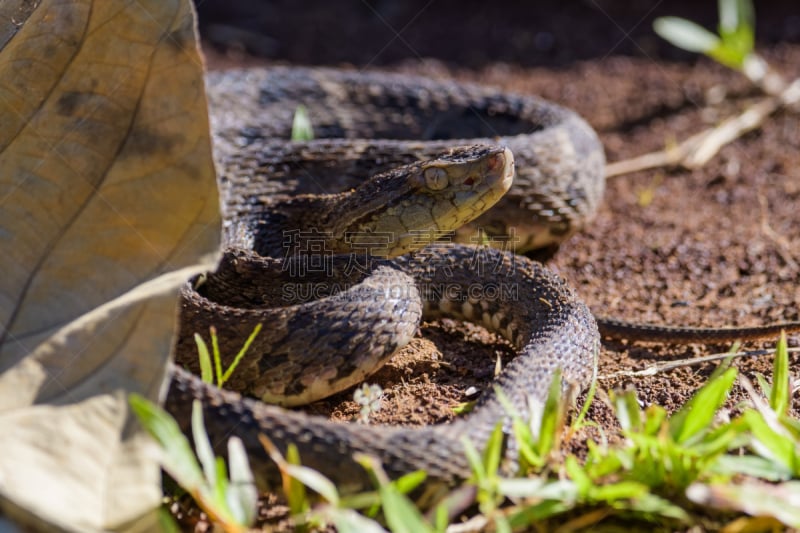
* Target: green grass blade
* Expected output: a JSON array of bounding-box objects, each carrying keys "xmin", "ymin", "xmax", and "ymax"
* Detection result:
[
  {"xmin": 503, "ymin": 479, "xmax": 578, "ymax": 529},
  {"xmin": 461, "ymin": 437, "xmax": 486, "ymax": 484},
  {"xmin": 286, "ymin": 462, "xmax": 341, "ymax": 505},
  {"xmin": 708, "ymin": 347, "xmax": 737, "ymax": 380},
  {"xmin": 719, "ymin": 0, "xmax": 751, "ymax": 32},
  {"xmin": 379, "ymin": 482, "xmax": 433, "ymax": 533},
  {"xmin": 482, "ymin": 422, "xmax": 505, "ymax": 479},
  {"xmin": 769, "ymin": 332, "xmax": 790, "ymax": 416},
  {"xmin": 226, "ymin": 436, "xmax": 258, "ymax": 526},
  {"xmin": 494, "ymin": 515, "xmax": 512, "ymax": 533},
  {"xmin": 433, "ymin": 504, "xmax": 449, "ymax": 532},
  {"xmin": 353, "ymin": 455, "xmax": 434, "ymax": 533},
  {"xmin": 583, "ymin": 441, "xmax": 624, "ymax": 479},
  {"xmin": 642, "ymin": 404, "xmax": 668, "ymax": 437},
  {"xmin": 321, "ymin": 507, "xmax": 386, "ymax": 533},
  {"xmin": 507, "ymin": 498, "xmax": 574, "ymax": 527},
  {"xmin": 755, "ymin": 372, "xmax": 772, "ymax": 399},
  {"xmin": 669, "ymin": 366, "xmax": 737, "ymax": 443},
  {"xmin": 712, "ymin": 454, "xmax": 793, "ymax": 481},
  {"xmin": 565, "ymin": 455, "xmax": 591, "ymax": 496},
  {"xmin": 742, "ymin": 409, "xmax": 800, "ymax": 475},
  {"xmin": 712, "ymin": 0, "xmax": 754, "ymax": 71},
  {"xmin": 393, "ymin": 470, "xmax": 427, "ymax": 495},
  {"xmin": 494, "ymin": 386, "xmax": 542, "ymax": 471},
  {"xmin": 423, "ymin": 485, "xmax": 476, "ymax": 529},
  {"xmin": 589, "ymin": 480, "xmax": 647, "ymax": 502},
  {"xmin": 291, "ymin": 105, "xmax": 314, "ymax": 141},
  {"xmin": 191, "ymin": 401, "xmax": 218, "ymax": 490},
  {"xmin": 156, "ymin": 507, "xmax": 182, "ymax": 533},
  {"xmin": 213, "ymin": 457, "xmax": 230, "ymax": 514},
  {"xmin": 621, "ymin": 492, "xmax": 690, "ymax": 521},
  {"xmin": 571, "ymin": 376, "xmax": 597, "ymax": 431},
  {"xmin": 535, "ymin": 369, "xmax": 564, "ymax": 458},
  {"xmin": 285, "ymin": 443, "xmax": 310, "ymax": 519},
  {"xmin": 497, "ymin": 477, "xmax": 546, "ymax": 499},
  {"xmin": 611, "ymin": 389, "xmax": 642, "ymax": 433},
  {"xmin": 220, "ymin": 323, "xmax": 263, "ymax": 386},
  {"xmin": 209, "ymin": 326, "xmax": 223, "ymax": 386},
  {"xmin": 653, "ymin": 16, "xmax": 721, "ymax": 54},
  {"xmin": 260, "ymin": 434, "xmax": 342, "ymax": 506},
  {"xmin": 194, "ymin": 333, "xmax": 213, "ymax": 384},
  {"xmin": 709, "ymin": 40, "xmax": 750, "ymax": 70},
  {"xmin": 718, "ymin": 0, "xmax": 754, "ymax": 48},
  {"xmin": 452, "ymin": 401, "xmax": 476, "ymax": 415},
  {"xmin": 779, "ymin": 417, "xmax": 800, "ymax": 441},
  {"xmin": 128, "ymin": 394, "xmax": 204, "ymax": 490}
]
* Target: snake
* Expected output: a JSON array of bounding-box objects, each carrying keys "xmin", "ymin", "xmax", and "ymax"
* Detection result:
[{"xmin": 164, "ymin": 67, "xmax": 800, "ymax": 494}]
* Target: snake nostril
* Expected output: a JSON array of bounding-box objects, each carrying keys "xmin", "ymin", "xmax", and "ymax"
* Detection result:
[
  {"xmin": 463, "ymin": 177, "xmax": 475, "ymax": 186},
  {"xmin": 486, "ymin": 152, "xmax": 504, "ymax": 172}
]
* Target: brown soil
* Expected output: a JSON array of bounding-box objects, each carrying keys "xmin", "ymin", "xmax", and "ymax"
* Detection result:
[{"xmin": 188, "ymin": 1, "xmax": 800, "ymax": 529}]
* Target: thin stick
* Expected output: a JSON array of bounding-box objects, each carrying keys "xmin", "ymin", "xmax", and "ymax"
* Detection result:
[
  {"xmin": 605, "ymin": 77, "xmax": 800, "ymax": 178},
  {"xmin": 599, "ymin": 347, "xmax": 800, "ymax": 380}
]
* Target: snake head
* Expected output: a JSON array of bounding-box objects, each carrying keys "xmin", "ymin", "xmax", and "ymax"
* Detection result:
[
  {"xmin": 331, "ymin": 144, "xmax": 515, "ymax": 258},
  {"xmin": 415, "ymin": 144, "xmax": 514, "ymax": 195}
]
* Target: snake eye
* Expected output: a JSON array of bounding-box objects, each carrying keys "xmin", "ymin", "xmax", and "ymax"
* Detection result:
[{"xmin": 423, "ymin": 167, "xmax": 448, "ymax": 191}]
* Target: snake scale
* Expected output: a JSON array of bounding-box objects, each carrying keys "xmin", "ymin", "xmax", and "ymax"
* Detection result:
[{"xmin": 164, "ymin": 67, "xmax": 800, "ymax": 493}]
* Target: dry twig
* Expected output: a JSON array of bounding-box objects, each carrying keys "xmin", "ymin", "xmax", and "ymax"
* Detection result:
[
  {"xmin": 600, "ymin": 346, "xmax": 800, "ymax": 380},
  {"xmin": 606, "ymin": 71, "xmax": 800, "ymax": 178}
]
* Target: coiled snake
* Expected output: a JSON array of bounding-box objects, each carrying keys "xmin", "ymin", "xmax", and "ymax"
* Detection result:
[{"xmin": 164, "ymin": 67, "xmax": 800, "ymax": 493}]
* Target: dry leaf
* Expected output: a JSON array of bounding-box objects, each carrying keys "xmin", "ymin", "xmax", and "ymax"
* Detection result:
[{"xmin": 0, "ymin": 0, "xmax": 220, "ymax": 530}]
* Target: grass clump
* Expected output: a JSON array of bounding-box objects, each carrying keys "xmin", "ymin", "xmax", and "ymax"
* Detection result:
[
  {"xmin": 132, "ymin": 325, "xmax": 800, "ymax": 531},
  {"xmin": 130, "ymin": 326, "xmax": 262, "ymax": 532},
  {"xmin": 654, "ymin": 0, "xmax": 756, "ymax": 72}
]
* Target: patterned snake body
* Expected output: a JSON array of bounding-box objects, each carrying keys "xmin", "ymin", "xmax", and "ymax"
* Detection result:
[
  {"xmin": 169, "ymin": 244, "xmax": 598, "ymax": 491},
  {"xmin": 166, "ymin": 67, "xmax": 606, "ymax": 490},
  {"xmin": 204, "ymin": 67, "xmax": 606, "ymax": 253}
]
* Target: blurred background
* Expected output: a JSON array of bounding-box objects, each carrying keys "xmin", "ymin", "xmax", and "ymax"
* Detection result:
[{"xmin": 193, "ymin": 0, "xmax": 800, "ymax": 68}]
